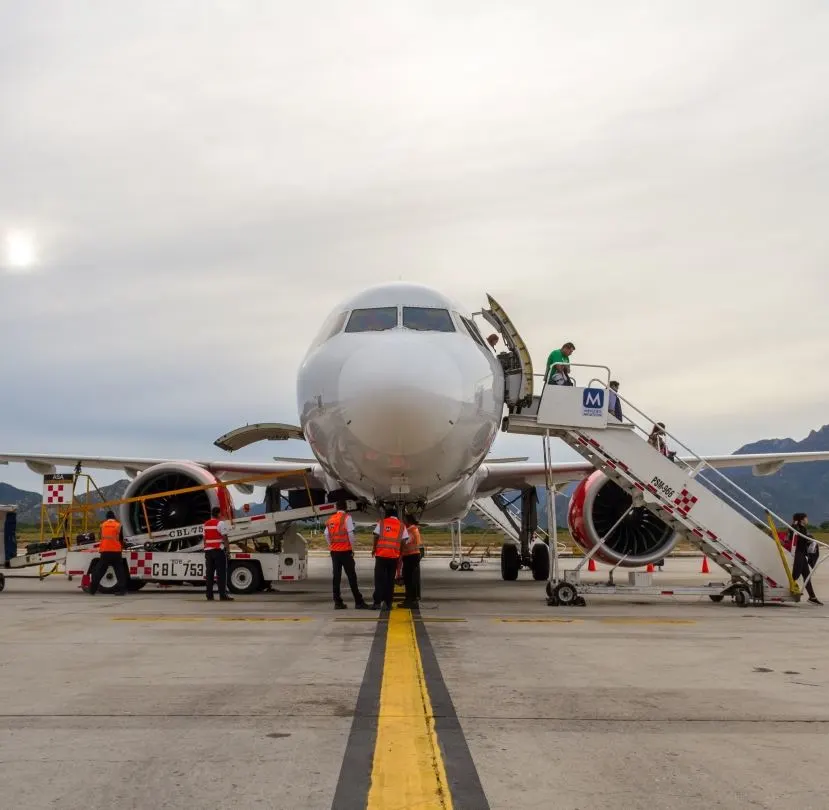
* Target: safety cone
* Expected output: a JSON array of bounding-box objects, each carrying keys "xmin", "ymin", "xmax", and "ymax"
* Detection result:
[
  {"xmin": 646, "ymin": 563, "xmax": 655, "ymax": 573},
  {"xmin": 588, "ymin": 557, "xmax": 597, "ymax": 572},
  {"xmin": 700, "ymin": 556, "xmax": 710, "ymax": 574}
]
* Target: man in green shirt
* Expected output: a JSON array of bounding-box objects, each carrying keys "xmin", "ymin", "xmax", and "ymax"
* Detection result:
[{"xmin": 545, "ymin": 342, "xmax": 575, "ymax": 384}]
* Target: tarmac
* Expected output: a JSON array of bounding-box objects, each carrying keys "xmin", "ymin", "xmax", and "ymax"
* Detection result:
[{"xmin": 1, "ymin": 555, "xmax": 828, "ymax": 810}]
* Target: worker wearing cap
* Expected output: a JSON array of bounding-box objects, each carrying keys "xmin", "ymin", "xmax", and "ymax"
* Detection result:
[
  {"xmin": 325, "ymin": 499, "xmax": 369, "ymax": 610},
  {"xmin": 401, "ymin": 515, "xmax": 422, "ymax": 608},
  {"xmin": 370, "ymin": 507, "xmax": 408, "ymax": 610},
  {"xmin": 203, "ymin": 507, "xmax": 234, "ymax": 601},
  {"xmin": 89, "ymin": 510, "xmax": 127, "ymax": 596}
]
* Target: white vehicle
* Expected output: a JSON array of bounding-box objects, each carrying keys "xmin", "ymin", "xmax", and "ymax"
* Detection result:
[
  {"xmin": 66, "ymin": 503, "xmax": 336, "ymax": 595},
  {"xmin": 2, "ymin": 282, "xmax": 829, "ymax": 585}
]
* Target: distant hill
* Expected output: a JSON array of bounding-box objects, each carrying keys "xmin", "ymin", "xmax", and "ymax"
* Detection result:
[{"xmin": 1, "ymin": 426, "xmax": 827, "ymax": 527}]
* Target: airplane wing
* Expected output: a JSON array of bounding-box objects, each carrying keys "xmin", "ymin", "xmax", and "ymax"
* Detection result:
[
  {"xmin": 0, "ymin": 452, "xmax": 327, "ymax": 491},
  {"xmin": 479, "ymin": 451, "xmax": 829, "ymax": 492}
]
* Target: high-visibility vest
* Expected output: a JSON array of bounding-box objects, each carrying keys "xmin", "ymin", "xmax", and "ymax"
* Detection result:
[
  {"xmin": 375, "ymin": 517, "xmax": 404, "ymax": 559},
  {"xmin": 326, "ymin": 512, "xmax": 352, "ymax": 552},
  {"xmin": 402, "ymin": 525, "xmax": 421, "ymax": 556},
  {"xmin": 99, "ymin": 519, "xmax": 122, "ymax": 553},
  {"xmin": 203, "ymin": 518, "xmax": 225, "ymax": 551}
]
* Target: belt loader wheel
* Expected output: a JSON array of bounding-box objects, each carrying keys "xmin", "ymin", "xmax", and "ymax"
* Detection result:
[
  {"xmin": 228, "ymin": 561, "xmax": 262, "ymax": 595},
  {"xmin": 91, "ymin": 561, "xmax": 122, "ymax": 595}
]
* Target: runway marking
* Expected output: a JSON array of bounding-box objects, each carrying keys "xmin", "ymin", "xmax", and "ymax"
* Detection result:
[
  {"xmin": 366, "ymin": 607, "xmax": 452, "ymax": 809},
  {"xmin": 111, "ymin": 616, "xmax": 312, "ymax": 623},
  {"xmin": 333, "ymin": 608, "xmax": 489, "ymax": 809},
  {"xmin": 495, "ymin": 618, "xmax": 582, "ymax": 624},
  {"xmin": 598, "ymin": 618, "xmax": 697, "ymax": 625}
]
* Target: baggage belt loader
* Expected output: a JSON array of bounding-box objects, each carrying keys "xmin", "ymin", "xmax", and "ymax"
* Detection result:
[{"xmin": 67, "ymin": 502, "xmax": 347, "ymax": 595}]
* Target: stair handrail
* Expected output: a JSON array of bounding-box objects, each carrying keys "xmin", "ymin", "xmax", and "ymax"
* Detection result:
[{"xmin": 606, "ymin": 387, "xmax": 828, "ymax": 555}]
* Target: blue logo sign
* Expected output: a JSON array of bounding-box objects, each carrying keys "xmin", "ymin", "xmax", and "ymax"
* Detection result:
[{"xmin": 582, "ymin": 388, "xmax": 605, "ymax": 416}]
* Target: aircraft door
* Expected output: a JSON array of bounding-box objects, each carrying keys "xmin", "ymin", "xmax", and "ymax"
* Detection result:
[{"xmin": 480, "ymin": 294, "xmax": 534, "ymax": 411}]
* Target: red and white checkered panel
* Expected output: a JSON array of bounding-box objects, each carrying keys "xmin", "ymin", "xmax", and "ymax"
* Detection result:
[
  {"xmin": 673, "ymin": 488, "xmax": 698, "ymax": 514},
  {"xmin": 43, "ymin": 482, "xmax": 71, "ymax": 504},
  {"xmin": 128, "ymin": 550, "xmax": 153, "ymax": 577}
]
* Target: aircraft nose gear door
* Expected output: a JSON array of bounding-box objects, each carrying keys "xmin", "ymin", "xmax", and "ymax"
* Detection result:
[{"xmin": 480, "ymin": 294, "xmax": 534, "ymax": 412}]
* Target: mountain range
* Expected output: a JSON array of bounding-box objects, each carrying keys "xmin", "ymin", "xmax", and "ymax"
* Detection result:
[{"xmin": 2, "ymin": 424, "xmax": 828, "ymax": 527}]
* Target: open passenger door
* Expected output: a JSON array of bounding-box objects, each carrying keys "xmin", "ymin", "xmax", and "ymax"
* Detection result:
[{"xmin": 480, "ymin": 294, "xmax": 535, "ymax": 411}]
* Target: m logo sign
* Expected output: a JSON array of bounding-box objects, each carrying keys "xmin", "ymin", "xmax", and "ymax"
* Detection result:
[{"xmin": 582, "ymin": 387, "xmax": 605, "ymax": 416}]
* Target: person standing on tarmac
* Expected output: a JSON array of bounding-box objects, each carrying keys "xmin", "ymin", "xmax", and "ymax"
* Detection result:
[
  {"xmin": 325, "ymin": 500, "xmax": 369, "ymax": 610},
  {"xmin": 401, "ymin": 515, "xmax": 422, "ymax": 608},
  {"xmin": 789, "ymin": 512, "xmax": 822, "ymax": 605},
  {"xmin": 89, "ymin": 510, "xmax": 127, "ymax": 596},
  {"xmin": 203, "ymin": 507, "xmax": 234, "ymax": 602},
  {"xmin": 370, "ymin": 507, "xmax": 408, "ymax": 610}
]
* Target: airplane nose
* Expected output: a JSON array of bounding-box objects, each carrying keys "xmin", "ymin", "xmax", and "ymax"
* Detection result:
[{"xmin": 339, "ymin": 338, "xmax": 464, "ymax": 455}]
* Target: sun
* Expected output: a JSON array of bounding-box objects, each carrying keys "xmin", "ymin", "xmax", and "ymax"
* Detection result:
[{"xmin": 5, "ymin": 231, "xmax": 37, "ymax": 270}]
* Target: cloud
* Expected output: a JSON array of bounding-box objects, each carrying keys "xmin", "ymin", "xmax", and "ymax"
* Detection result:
[{"xmin": 1, "ymin": 0, "xmax": 827, "ymax": 491}]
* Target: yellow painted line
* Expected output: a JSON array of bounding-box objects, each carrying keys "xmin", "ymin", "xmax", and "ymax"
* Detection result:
[
  {"xmin": 496, "ymin": 618, "xmax": 583, "ymax": 624},
  {"xmin": 218, "ymin": 616, "xmax": 311, "ymax": 623},
  {"xmin": 111, "ymin": 617, "xmax": 205, "ymax": 622},
  {"xmin": 598, "ymin": 618, "xmax": 696, "ymax": 625},
  {"xmin": 367, "ymin": 607, "xmax": 452, "ymax": 810}
]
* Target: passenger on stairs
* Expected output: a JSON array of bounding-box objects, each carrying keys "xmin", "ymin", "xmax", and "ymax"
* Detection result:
[
  {"xmin": 789, "ymin": 513, "xmax": 822, "ymax": 605},
  {"xmin": 648, "ymin": 422, "xmax": 676, "ymax": 461},
  {"xmin": 608, "ymin": 381, "xmax": 623, "ymax": 421},
  {"xmin": 545, "ymin": 342, "xmax": 575, "ymax": 385}
]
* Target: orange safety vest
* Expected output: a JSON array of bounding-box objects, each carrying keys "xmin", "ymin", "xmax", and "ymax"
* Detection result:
[
  {"xmin": 203, "ymin": 518, "xmax": 225, "ymax": 551},
  {"xmin": 402, "ymin": 525, "xmax": 421, "ymax": 556},
  {"xmin": 98, "ymin": 519, "xmax": 123, "ymax": 553},
  {"xmin": 375, "ymin": 517, "xmax": 404, "ymax": 559},
  {"xmin": 326, "ymin": 512, "xmax": 352, "ymax": 552}
]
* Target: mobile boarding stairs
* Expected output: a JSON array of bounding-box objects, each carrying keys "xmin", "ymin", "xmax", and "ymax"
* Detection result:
[{"xmin": 501, "ymin": 367, "xmax": 820, "ymax": 607}]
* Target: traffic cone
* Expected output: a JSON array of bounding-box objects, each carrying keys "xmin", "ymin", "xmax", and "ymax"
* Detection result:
[
  {"xmin": 646, "ymin": 563, "xmax": 654, "ymax": 573},
  {"xmin": 588, "ymin": 557, "xmax": 596, "ymax": 572},
  {"xmin": 700, "ymin": 556, "xmax": 710, "ymax": 574}
]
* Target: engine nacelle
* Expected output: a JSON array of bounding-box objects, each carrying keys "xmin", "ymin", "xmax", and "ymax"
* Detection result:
[
  {"xmin": 568, "ymin": 470, "xmax": 679, "ymax": 566},
  {"xmin": 120, "ymin": 461, "xmax": 233, "ymax": 537}
]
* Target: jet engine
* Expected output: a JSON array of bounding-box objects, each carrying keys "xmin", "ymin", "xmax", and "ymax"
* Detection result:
[
  {"xmin": 119, "ymin": 461, "xmax": 232, "ymax": 537},
  {"xmin": 568, "ymin": 470, "xmax": 679, "ymax": 566}
]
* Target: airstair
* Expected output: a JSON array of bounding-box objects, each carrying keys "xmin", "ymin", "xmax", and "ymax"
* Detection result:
[
  {"xmin": 470, "ymin": 497, "xmax": 520, "ymax": 542},
  {"xmin": 501, "ymin": 367, "xmax": 813, "ymax": 607}
]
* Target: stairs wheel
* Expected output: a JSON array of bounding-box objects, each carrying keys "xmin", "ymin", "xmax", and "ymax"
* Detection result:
[
  {"xmin": 734, "ymin": 587, "xmax": 751, "ymax": 607},
  {"xmin": 460, "ymin": 561, "xmax": 472, "ymax": 572},
  {"xmin": 552, "ymin": 582, "xmax": 579, "ymax": 606},
  {"xmin": 500, "ymin": 544, "xmax": 520, "ymax": 581},
  {"xmin": 449, "ymin": 561, "xmax": 460, "ymax": 571},
  {"xmin": 530, "ymin": 543, "xmax": 550, "ymax": 581}
]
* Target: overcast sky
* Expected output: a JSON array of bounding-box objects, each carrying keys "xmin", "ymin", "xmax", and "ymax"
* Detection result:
[{"xmin": 1, "ymin": 1, "xmax": 827, "ymax": 494}]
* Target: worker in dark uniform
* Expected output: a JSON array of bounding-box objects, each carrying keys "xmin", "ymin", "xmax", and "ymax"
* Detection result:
[
  {"xmin": 203, "ymin": 507, "xmax": 234, "ymax": 601},
  {"xmin": 401, "ymin": 515, "xmax": 422, "ymax": 608},
  {"xmin": 325, "ymin": 499, "xmax": 369, "ymax": 609},
  {"xmin": 89, "ymin": 511, "xmax": 127, "ymax": 595},
  {"xmin": 370, "ymin": 507, "xmax": 408, "ymax": 610},
  {"xmin": 789, "ymin": 512, "xmax": 822, "ymax": 605}
]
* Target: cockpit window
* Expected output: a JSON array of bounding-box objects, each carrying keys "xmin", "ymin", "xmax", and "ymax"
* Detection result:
[
  {"xmin": 308, "ymin": 310, "xmax": 348, "ymax": 350},
  {"xmin": 402, "ymin": 307, "xmax": 455, "ymax": 333},
  {"xmin": 344, "ymin": 307, "xmax": 399, "ymax": 332}
]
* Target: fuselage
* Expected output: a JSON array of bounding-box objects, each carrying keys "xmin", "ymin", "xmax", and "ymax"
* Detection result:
[{"xmin": 296, "ymin": 283, "xmax": 504, "ymax": 518}]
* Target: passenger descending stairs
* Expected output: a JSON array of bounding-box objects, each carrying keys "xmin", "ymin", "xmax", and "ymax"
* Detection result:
[{"xmin": 505, "ymin": 404, "xmax": 797, "ymax": 602}]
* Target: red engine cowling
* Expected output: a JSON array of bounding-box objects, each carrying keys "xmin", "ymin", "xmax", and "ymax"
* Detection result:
[
  {"xmin": 119, "ymin": 461, "xmax": 233, "ymax": 537},
  {"xmin": 568, "ymin": 470, "xmax": 679, "ymax": 566}
]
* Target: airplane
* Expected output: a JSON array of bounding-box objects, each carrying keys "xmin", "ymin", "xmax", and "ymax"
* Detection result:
[{"xmin": 3, "ymin": 281, "xmax": 828, "ymax": 579}]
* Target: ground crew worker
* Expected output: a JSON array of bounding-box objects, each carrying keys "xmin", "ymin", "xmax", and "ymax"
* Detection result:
[
  {"xmin": 545, "ymin": 342, "xmax": 575, "ymax": 385},
  {"xmin": 203, "ymin": 507, "xmax": 234, "ymax": 601},
  {"xmin": 370, "ymin": 507, "xmax": 408, "ymax": 610},
  {"xmin": 401, "ymin": 515, "xmax": 422, "ymax": 608},
  {"xmin": 89, "ymin": 510, "xmax": 127, "ymax": 596},
  {"xmin": 325, "ymin": 499, "xmax": 369, "ymax": 610}
]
